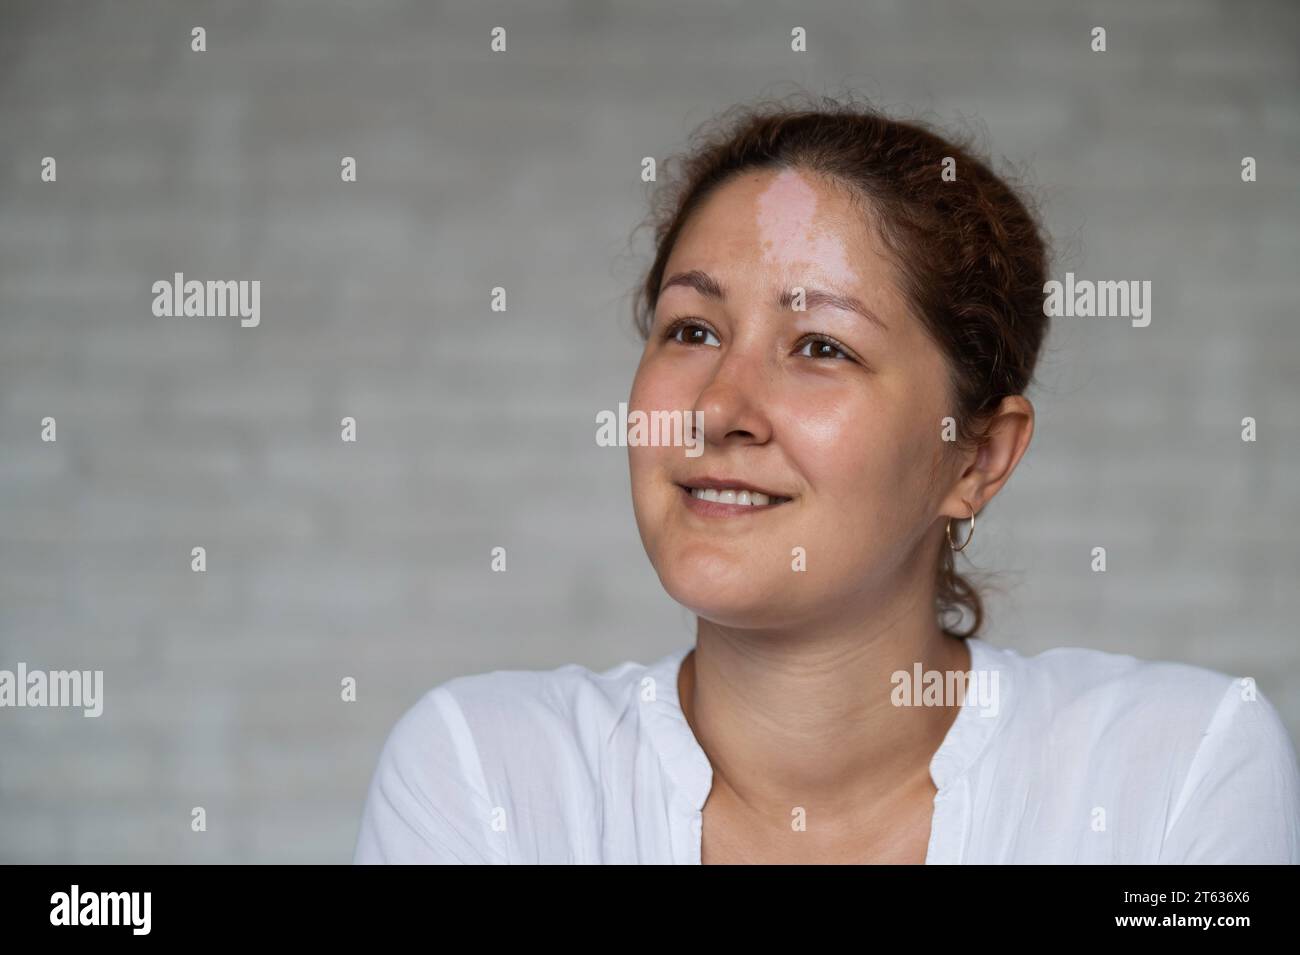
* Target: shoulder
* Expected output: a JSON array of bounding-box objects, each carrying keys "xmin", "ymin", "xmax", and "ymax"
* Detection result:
[
  {"xmin": 976, "ymin": 639, "xmax": 1300, "ymax": 861},
  {"xmin": 387, "ymin": 653, "xmax": 657, "ymax": 747},
  {"xmin": 436, "ymin": 656, "xmax": 650, "ymax": 721},
  {"xmin": 971, "ymin": 639, "xmax": 1259, "ymax": 780},
  {"xmin": 421, "ymin": 655, "xmax": 663, "ymax": 763},
  {"xmin": 353, "ymin": 654, "xmax": 667, "ymax": 864},
  {"xmin": 984, "ymin": 640, "xmax": 1246, "ymax": 731},
  {"xmin": 983, "ymin": 639, "xmax": 1293, "ymax": 756}
]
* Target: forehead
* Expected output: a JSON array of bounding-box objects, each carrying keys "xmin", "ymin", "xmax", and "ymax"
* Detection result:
[{"xmin": 663, "ymin": 166, "xmax": 902, "ymax": 306}]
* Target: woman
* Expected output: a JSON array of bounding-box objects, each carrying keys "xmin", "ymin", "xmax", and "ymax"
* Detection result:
[{"xmin": 354, "ymin": 96, "xmax": 1300, "ymax": 864}]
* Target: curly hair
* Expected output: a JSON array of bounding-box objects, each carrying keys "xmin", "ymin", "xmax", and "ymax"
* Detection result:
[{"xmin": 630, "ymin": 92, "xmax": 1050, "ymax": 639}]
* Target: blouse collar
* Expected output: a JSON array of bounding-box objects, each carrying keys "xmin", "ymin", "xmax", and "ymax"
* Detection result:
[{"xmin": 640, "ymin": 637, "xmax": 1014, "ymax": 811}]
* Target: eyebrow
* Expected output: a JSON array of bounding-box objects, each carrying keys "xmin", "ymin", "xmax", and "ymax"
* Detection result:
[{"xmin": 659, "ymin": 269, "xmax": 889, "ymax": 333}]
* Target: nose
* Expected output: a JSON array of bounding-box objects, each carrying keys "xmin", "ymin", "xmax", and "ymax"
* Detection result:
[{"xmin": 691, "ymin": 344, "xmax": 773, "ymax": 448}]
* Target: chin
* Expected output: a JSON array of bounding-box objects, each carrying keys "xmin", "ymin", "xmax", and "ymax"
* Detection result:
[{"xmin": 653, "ymin": 547, "xmax": 801, "ymax": 629}]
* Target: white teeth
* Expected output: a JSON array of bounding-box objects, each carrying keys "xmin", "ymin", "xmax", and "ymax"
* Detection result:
[{"xmin": 688, "ymin": 487, "xmax": 784, "ymax": 507}]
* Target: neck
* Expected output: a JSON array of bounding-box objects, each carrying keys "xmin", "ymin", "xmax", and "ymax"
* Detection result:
[{"xmin": 678, "ymin": 580, "xmax": 972, "ymax": 821}]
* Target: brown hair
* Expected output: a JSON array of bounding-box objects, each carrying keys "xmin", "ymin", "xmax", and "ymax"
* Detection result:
[{"xmin": 630, "ymin": 92, "xmax": 1050, "ymax": 639}]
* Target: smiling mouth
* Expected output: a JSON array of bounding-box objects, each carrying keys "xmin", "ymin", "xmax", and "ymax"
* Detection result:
[{"xmin": 676, "ymin": 482, "xmax": 794, "ymax": 508}]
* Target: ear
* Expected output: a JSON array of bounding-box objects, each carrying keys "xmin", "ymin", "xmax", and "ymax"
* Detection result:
[{"xmin": 941, "ymin": 395, "xmax": 1035, "ymax": 519}]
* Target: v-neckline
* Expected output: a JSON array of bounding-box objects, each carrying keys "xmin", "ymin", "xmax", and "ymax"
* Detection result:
[{"xmin": 639, "ymin": 637, "xmax": 1009, "ymax": 864}]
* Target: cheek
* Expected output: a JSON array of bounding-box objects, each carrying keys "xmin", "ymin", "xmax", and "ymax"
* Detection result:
[
  {"xmin": 627, "ymin": 354, "xmax": 688, "ymax": 490},
  {"xmin": 779, "ymin": 384, "xmax": 886, "ymax": 498},
  {"xmin": 787, "ymin": 375, "xmax": 940, "ymax": 522},
  {"xmin": 630, "ymin": 345, "xmax": 702, "ymax": 408}
]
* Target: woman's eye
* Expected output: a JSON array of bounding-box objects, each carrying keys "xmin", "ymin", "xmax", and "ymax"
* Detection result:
[
  {"xmin": 796, "ymin": 337, "xmax": 851, "ymax": 360},
  {"xmin": 670, "ymin": 322, "xmax": 721, "ymax": 347}
]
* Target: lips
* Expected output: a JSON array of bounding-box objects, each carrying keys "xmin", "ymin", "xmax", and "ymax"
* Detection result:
[{"xmin": 676, "ymin": 476, "xmax": 794, "ymax": 509}]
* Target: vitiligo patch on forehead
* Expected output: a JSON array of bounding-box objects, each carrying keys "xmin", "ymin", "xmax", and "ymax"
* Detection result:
[{"xmin": 753, "ymin": 168, "xmax": 860, "ymax": 288}]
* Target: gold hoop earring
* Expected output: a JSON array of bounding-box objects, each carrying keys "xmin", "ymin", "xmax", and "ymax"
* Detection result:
[{"xmin": 947, "ymin": 500, "xmax": 976, "ymax": 552}]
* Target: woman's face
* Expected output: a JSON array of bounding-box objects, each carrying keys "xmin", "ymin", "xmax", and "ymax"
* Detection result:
[{"xmin": 628, "ymin": 166, "xmax": 962, "ymax": 630}]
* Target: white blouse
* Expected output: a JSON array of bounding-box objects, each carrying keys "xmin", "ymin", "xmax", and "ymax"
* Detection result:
[{"xmin": 353, "ymin": 637, "xmax": 1300, "ymax": 864}]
